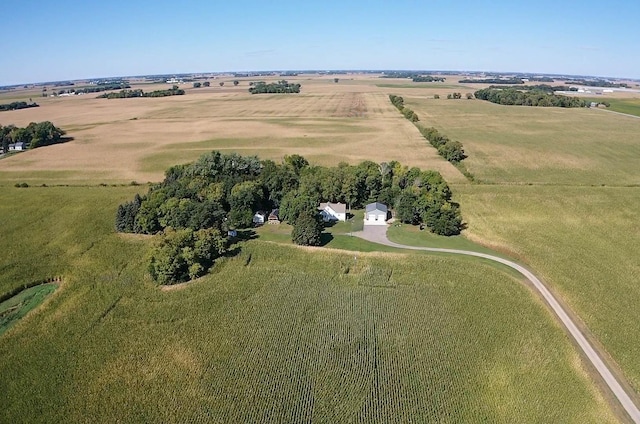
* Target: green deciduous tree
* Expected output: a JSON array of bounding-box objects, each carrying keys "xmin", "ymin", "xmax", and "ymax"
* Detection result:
[
  {"xmin": 148, "ymin": 227, "xmax": 227, "ymax": 285},
  {"xmin": 280, "ymin": 191, "xmax": 317, "ymax": 225},
  {"xmin": 291, "ymin": 211, "xmax": 323, "ymax": 246}
]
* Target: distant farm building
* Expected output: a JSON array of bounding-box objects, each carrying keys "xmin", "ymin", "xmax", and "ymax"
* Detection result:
[
  {"xmin": 364, "ymin": 202, "xmax": 388, "ymax": 226},
  {"xmin": 8, "ymin": 142, "xmax": 26, "ymax": 151},
  {"xmin": 268, "ymin": 209, "xmax": 280, "ymax": 224},
  {"xmin": 318, "ymin": 202, "xmax": 346, "ymax": 222}
]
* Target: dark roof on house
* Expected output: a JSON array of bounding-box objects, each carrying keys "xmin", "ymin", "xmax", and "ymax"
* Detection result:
[{"xmin": 365, "ymin": 202, "xmax": 387, "ymax": 213}]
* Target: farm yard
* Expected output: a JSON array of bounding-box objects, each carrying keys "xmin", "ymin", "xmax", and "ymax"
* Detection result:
[{"xmin": 1, "ymin": 74, "xmax": 639, "ymax": 422}]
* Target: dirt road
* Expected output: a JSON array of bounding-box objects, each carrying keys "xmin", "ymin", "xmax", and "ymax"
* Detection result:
[{"xmin": 355, "ymin": 225, "xmax": 640, "ymax": 423}]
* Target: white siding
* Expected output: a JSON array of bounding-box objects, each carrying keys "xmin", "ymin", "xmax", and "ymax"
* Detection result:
[{"xmin": 364, "ymin": 211, "xmax": 387, "ymax": 226}]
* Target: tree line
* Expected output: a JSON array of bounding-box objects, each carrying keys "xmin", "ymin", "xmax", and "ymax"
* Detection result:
[
  {"xmin": 0, "ymin": 101, "xmax": 39, "ymax": 112},
  {"xmin": 97, "ymin": 86, "xmax": 185, "ymax": 98},
  {"xmin": 116, "ymin": 151, "xmax": 463, "ymax": 284},
  {"xmin": 379, "ymin": 72, "xmax": 445, "ymax": 82},
  {"xmin": 419, "ymin": 127, "xmax": 467, "ymax": 163},
  {"xmin": 474, "ymin": 88, "xmax": 588, "ymax": 107},
  {"xmin": 389, "ymin": 95, "xmax": 468, "ymax": 167},
  {"xmin": 249, "ymin": 80, "xmax": 301, "ymax": 94},
  {"xmin": 389, "ymin": 94, "xmax": 419, "ymax": 122},
  {"xmin": 1, "ymin": 121, "xmax": 66, "ymax": 152},
  {"xmin": 486, "ymin": 84, "xmax": 577, "ymax": 94},
  {"xmin": 412, "ymin": 76, "xmax": 446, "ymax": 82},
  {"xmin": 565, "ymin": 79, "xmax": 627, "ymax": 88},
  {"xmin": 459, "ymin": 78, "xmax": 524, "ymax": 84}
]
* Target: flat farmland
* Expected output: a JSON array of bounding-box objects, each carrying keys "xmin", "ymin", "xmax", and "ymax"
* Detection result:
[
  {"xmin": 0, "ymin": 81, "xmax": 464, "ymax": 184},
  {"xmin": 455, "ymin": 184, "xmax": 640, "ymax": 398},
  {"xmin": 0, "ymin": 187, "xmax": 617, "ymax": 422},
  {"xmin": 403, "ymin": 96, "xmax": 640, "ymax": 186},
  {"xmin": 2, "ymin": 75, "xmax": 640, "ymax": 421}
]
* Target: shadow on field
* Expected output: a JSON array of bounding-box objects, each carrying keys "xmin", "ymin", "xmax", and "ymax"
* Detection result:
[
  {"xmin": 224, "ymin": 229, "xmax": 258, "ymax": 258},
  {"xmin": 320, "ymin": 232, "xmax": 334, "ymax": 246}
]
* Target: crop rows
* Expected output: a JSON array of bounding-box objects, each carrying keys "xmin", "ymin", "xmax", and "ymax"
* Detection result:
[{"xmin": 0, "ymin": 187, "xmax": 617, "ymax": 423}]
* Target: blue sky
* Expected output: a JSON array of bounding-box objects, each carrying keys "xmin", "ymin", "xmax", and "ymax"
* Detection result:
[{"xmin": 1, "ymin": 0, "xmax": 638, "ymax": 85}]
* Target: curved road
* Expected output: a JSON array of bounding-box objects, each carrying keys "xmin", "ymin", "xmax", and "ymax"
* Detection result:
[{"xmin": 354, "ymin": 226, "xmax": 640, "ymax": 423}]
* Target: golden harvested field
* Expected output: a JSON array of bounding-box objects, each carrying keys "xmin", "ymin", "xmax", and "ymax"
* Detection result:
[{"xmin": 0, "ymin": 78, "xmax": 465, "ymax": 184}]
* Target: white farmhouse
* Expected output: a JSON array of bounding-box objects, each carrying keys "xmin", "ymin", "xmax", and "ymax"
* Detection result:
[
  {"xmin": 318, "ymin": 202, "xmax": 346, "ymax": 222},
  {"xmin": 364, "ymin": 202, "xmax": 388, "ymax": 226}
]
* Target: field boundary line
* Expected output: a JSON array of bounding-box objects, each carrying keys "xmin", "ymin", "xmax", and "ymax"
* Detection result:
[
  {"xmin": 354, "ymin": 226, "xmax": 640, "ymax": 423},
  {"xmin": 594, "ymin": 108, "xmax": 640, "ymax": 119}
]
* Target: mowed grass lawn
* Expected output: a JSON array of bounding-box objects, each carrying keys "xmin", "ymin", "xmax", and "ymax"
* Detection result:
[
  {"xmin": 404, "ymin": 97, "xmax": 640, "ymax": 186},
  {"xmin": 0, "ymin": 186, "xmax": 617, "ymax": 423}
]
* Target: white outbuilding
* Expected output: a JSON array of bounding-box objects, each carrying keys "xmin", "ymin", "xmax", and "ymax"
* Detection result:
[{"xmin": 364, "ymin": 202, "xmax": 388, "ymax": 226}]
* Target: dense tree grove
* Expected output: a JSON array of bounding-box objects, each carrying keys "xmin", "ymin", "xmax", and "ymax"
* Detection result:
[
  {"xmin": 474, "ymin": 88, "xmax": 588, "ymax": 107},
  {"xmin": 249, "ymin": 80, "xmax": 301, "ymax": 94},
  {"xmin": 412, "ymin": 76, "xmax": 445, "ymax": 82},
  {"xmin": 0, "ymin": 101, "xmax": 39, "ymax": 112},
  {"xmin": 116, "ymin": 151, "xmax": 464, "ymax": 282},
  {"xmin": 0, "ymin": 121, "xmax": 66, "ymax": 152},
  {"xmin": 148, "ymin": 227, "xmax": 227, "ymax": 285},
  {"xmin": 97, "ymin": 86, "xmax": 185, "ymax": 98}
]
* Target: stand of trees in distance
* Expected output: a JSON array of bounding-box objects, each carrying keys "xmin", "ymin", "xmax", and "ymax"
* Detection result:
[
  {"xmin": 97, "ymin": 86, "xmax": 185, "ymax": 98},
  {"xmin": 412, "ymin": 76, "xmax": 446, "ymax": 82},
  {"xmin": 249, "ymin": 80, "xmax": 301, "ymax": 94},
  {"xmin": 54, "ymin": 83, "xmax": 131, "ymax": 96},
  {"xmin": 379, "ymin": 72, "xmax": 445, "ymax": 82},
  {"xmin": 0, "ymin": 101, "xmax": 39, "ymax": 112},
  {"xmin": 488, "ymin": 84, "xmax": 578, "ymax": 93},
  {"xmin": 0, "ymin": 122, "xmax": 66, "ymax": 152},
  {"xmin": 527, "ymin": 77, "xmax": 555, "ymax": 82},
  {"xmin": 565, "ymin": 79, "xmax": 628, "ymax": 88},
  {"xmin": 116, "ymin": 151, "xmax": 463, "ymax": 283},
  {"xmin": 459, "ymin": 78, "xmax": 524, "ymax": 84},
  {"xmin": 474, "ymin": 88, "xmax": 588, "ymax": 107}
]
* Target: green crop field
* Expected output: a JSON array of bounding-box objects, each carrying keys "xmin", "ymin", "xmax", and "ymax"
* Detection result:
[
  {"xmin": 0, "ymin": 186, "xmax": 617, "ymax": 422},
  {"xmin": 392, "ymin": 94, "xmax": 640, "ymax": 402},
  {"xmin": 404, "ymin": 97, "xmax": 640, "ymax": 186},
  {"xmin": 455, "ymin": 184, "xmax": 640, "ymax": 396}
]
